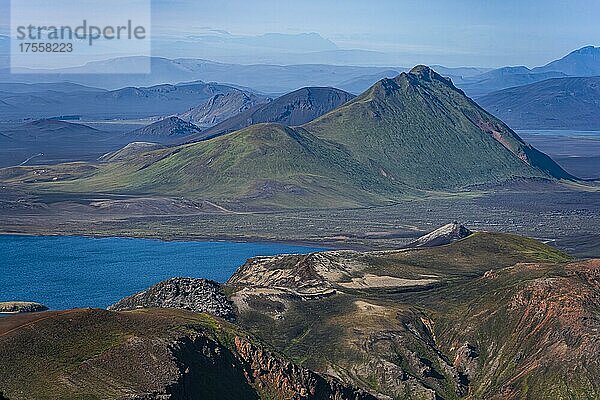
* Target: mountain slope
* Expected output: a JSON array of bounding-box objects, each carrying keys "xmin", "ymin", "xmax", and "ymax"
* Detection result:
[
  {"xmin": 11, "ymin": 66, "xmax": 573, "ymax": 208},
  {"xmin": 0, "ymin": 120, "xmax": 132, "ymax": 167},
  {"xmin": 305, "ymin": 65, "xmax": 573, "ymax": 188},
  {"xmin": 0, "ymin": 309, "xmax": 374, "ymax": 400},
  {"xmin": 478, "ymin": 76, "xmax": 600, "ymax": 130},
  {"xmin": 64, "ymin": 123, "xmax": 404, "ymax": 208},
  {"xmin": 455, "ymin": 66, "xmax": 568, "ymax": 97},
  {"xmin": 533, "ymin": 45, "xmax": 600, "ymax": 76},
  {"xmin": 179, "ymin": 90, "xmax": 271, "ymax": 128},
  {"xmin": 337, "ymin": 69, "xmax": 402, "ymax": 94},
  {"xmin": 189, "ymin": 87, "xmax": 355, "ymax": 141},
  {"xmin": 227, "ymin": 232, "xmax": 596, "ymax": 400}
]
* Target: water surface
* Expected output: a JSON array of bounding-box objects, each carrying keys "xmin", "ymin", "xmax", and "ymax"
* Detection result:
[{"xmin": 0, "ymin": 235, "xmax": 326, "ymax": 310}]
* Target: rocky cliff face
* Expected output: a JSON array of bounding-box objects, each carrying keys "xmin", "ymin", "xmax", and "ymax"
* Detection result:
[
  {"xmin": 108, "ymin": 278, "xmax": 235, "ymax": 320},
  {"xmin": 0, "ymin": 309, "xmax": 374, "ymax": 400},
  {"xmin": 406, "ymin": 222, "xmax": 472, "ymax": 248}
]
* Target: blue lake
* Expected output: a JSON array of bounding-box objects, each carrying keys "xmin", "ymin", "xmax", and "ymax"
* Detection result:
[{"xmin": 0, "ymin": 235, "xmax": 327, "ymax": 310}]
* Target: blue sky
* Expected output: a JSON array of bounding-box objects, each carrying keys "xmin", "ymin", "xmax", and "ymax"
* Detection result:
[
  {"xmin": 150, "ymin": 0, "xmax": 600, "ymax": 66},
  {"xmin": 1, "ymin": 0, "xmax": 599, "ymax": 67}
]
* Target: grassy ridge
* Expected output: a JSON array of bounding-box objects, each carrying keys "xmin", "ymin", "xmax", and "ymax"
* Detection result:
[{"xmin": 233, "ymin": 233, "xmax": 593, "ymax": 399}]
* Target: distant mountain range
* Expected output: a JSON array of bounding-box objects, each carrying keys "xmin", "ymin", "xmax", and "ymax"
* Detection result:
[
  {"xmin": 31, "ymin": 67, "xmax": 571, "ymax": 209},
  {"xmin": 333, "ymin": 47, "xmax": 600, "ymax": 98},
  {"xmin": 0, "ymin": 45, "xmax": 598, "ymax": 101},
  {"xmin": 186, "ymin": 87, "xmax": 355, "ymax": 142},
  {"xmin": 2, "ymin": 57, "xmax": 399, "ymax": 94},
  {"xmin": 479, "ymin": 76, "xmax": 600, "ymax": 130},
  {"xmin": 457, "ymin": 67, "xmax": 569, "ymax": 97},
  {"xmin": 533, "ymin": 46, "xmax": 600, "ymax": 76},
  {"xmin": 0, "ymin": 81, "xmax": 244, "ymax": 120},
  {"xmin": 0, "ymin": 117, "xmax": 207, "ymax": 167}
]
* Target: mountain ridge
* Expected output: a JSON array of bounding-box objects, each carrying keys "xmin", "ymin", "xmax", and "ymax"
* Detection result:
[
  {"xmin": 184, "ymin": 86, "xmax": 355, "ymax": 142},
  {"xmin": 3, "ymin": 66, "xmax": 574, "ymax": 208},
  {"xmin": 479, "ymin": 76, "xmax": 600, "ymax": 130},
  {"xmin": 533, "ymin": 45, "xmax": 600, "ymax": 76}
]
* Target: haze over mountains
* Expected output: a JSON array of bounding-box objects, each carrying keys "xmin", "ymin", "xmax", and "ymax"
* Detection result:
[
  {"xmin": 0, "ymin": 46, "xmax": 597, "ymax": 127},
  {"xmin": 0, "ymin": 81, "xmax": 248, "ymax": 121},
  {"xmin": 479, "ymin": 76, "xmax": 600, "ymax": 130}
]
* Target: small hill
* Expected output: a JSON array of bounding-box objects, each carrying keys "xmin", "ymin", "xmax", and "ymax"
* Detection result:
[
  {"xmin": 6, "ymin": 119, "xmax": 101, "ymax": 142},
  {"xmin": 533, "ymin": 45, "xmax": 600, "ymax": 76},
  {"xmin": 99, "ymin": 142, "xmax": 166, "ymax": 162},
  {"xmin": 190, "ymin": 87, "xmax": 355, "ymax": 141},
  {"xmin": 0, "ymin": 301, "xmax": 48, "ymax": 313},
  {"xmin": 179, "ymin": 90, "xmax": 270, "ymax": 128},
  {"xmin": 0, "ymin": 119, "xmax": 130, "ymax": 167},
  {"xmin": 129, "ymin": 117, "xmax": 201, "ymax": 142},
  {"xmin": 478, "ymin": 76, "xmax": 600, "ymax": 130}
]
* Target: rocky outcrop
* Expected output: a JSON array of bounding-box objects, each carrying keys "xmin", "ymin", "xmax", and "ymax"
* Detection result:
[
  {"xmin": 230, "ymin": 336, "xmax": 377, "ymax": 400},
  {"xmin": 406, "ymin": 222, "xmax": 472, "ymax": 248},
  {"xmin": 109, "ymin": 278, "xmax": 234, "ymax": 320},
  {"xmin": 0, "ymin": 301, "xmax": 48, "ymax": 313}
]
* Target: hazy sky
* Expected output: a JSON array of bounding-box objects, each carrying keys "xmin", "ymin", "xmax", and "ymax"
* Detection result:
[{"xmin": 2, "ymin": 0, "xmax": 599, "ymax": 67}]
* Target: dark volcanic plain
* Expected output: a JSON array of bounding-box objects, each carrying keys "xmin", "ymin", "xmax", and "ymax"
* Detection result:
[{"xmin": 0, "ymin": 180, "xmax": 598, "ymax": 258}]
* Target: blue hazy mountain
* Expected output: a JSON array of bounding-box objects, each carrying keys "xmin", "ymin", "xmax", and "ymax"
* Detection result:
[
  {"xmin": 478, "ymin": 76, "xmax": 600, "ymax": 130},
  {"xmin": 0, "ymin": 81, "xmax": 245, "ymax": 120},
  {"xmin": 457, "ymin": 67, "xmax": 568, "ymax": 97},
  {"xmin": 2, "ymin": 57, "xmax": 400, "ymax": 93},
  {"xmin": 533, "ymin": 46, "xmax": 600, "ymax": 76}
]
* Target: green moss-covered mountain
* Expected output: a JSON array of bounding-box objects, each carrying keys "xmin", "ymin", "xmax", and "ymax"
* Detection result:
[{"xmin": 4, "ymin": 66, "xmax": 573, "ymax": 208}]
